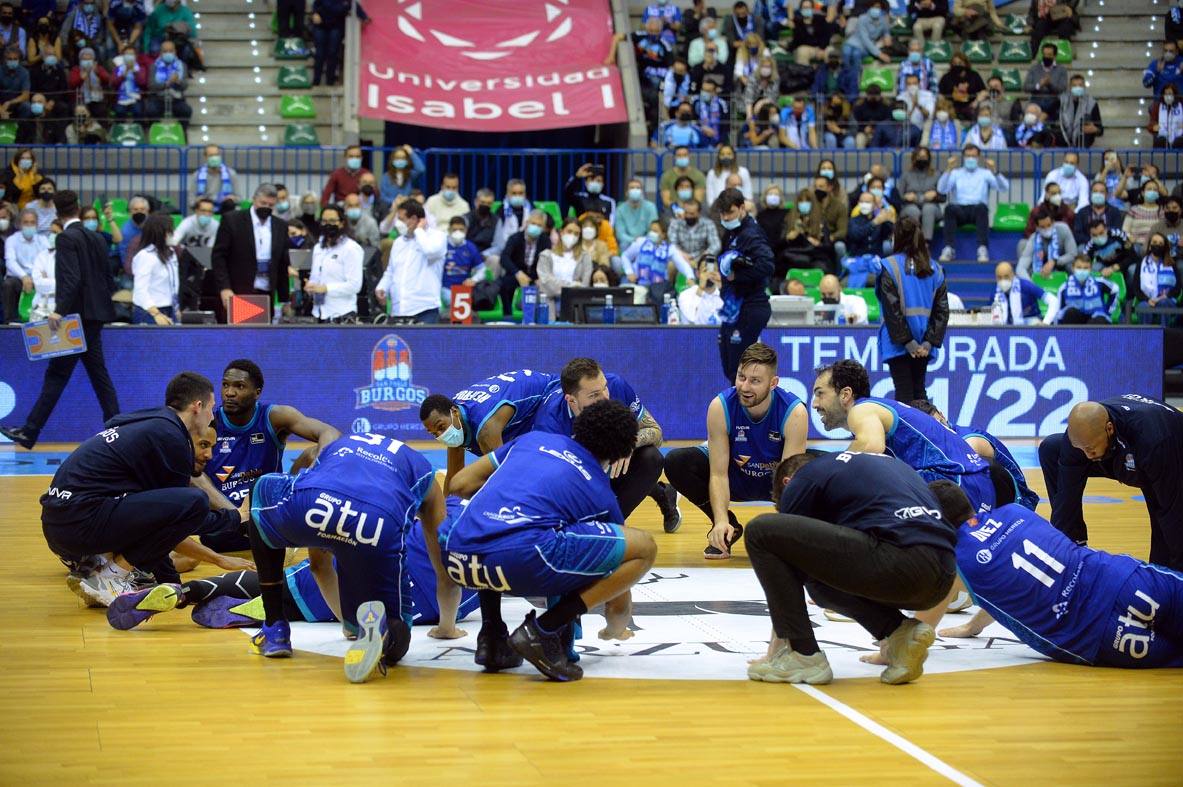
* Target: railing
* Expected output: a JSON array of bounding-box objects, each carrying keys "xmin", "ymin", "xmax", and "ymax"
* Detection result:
[{"xmin": 0, "ymin": 145, "xmax": 1175, "ymax": 215}]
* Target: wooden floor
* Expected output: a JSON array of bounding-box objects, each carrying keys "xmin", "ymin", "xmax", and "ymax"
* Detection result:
[{"xmin": 1, "ymin": 446, "xmax": 1181, "ymax": 786}]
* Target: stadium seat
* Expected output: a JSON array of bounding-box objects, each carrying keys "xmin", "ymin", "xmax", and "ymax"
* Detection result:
[
  {"xmin": 1033, "ymin": 271, "xmax": 1067, "ymax": 294},
  {"xmin": 992, "ymin": 202, "xmax": 1030, "ymax": 233},
  {"xmin": 110, "ymin": 123, "xmax": 145, "ymax": 146},
  {"xmin": 491, "ymin": 200, "xmax": 501, "ymax": 214},
  {"xmin": 283, "ymin": 123, "xmax": 320, "ymax": 146},
  {"xmin": 0, "ymin": 121, "xmax": 16, "ymax": 145},
  {"xmin": 859, "ymin": 67, "xmax": 893, "ymax": 94},
  {"xmin": 277, "ymin": 65, "xmax": 312, "ymax": 89},
  {"xmin": 850, "ymin": 288, "xmax": 880, "ymax": 322},
  {"xmin": 787, "ymin": 268, "xmax": 822, "ymax": 287},
  {"xmin": 280, "ymin": 95, "xmax": 316, "ymax": 119},
  {"xmin": 148, "ymin": 121, "xmax": 186, "ymax": 146},
  {"xmin": 961, "ymin": 40, "xmax": 992, "ymax": 64},
  {"xmin": 18, "ymin": 289, "xmax": 32, "ymax": 321},
  {"xmin": 511, "ymin": 286, "xmax": 526, "ymax": 322},
  {"xmin": 274, "ymin": 37, "xmax": 310, "ymax": 59},
  {"xmin": 992, "ymin": 68, "xmax": 1022, "ymax": 92},
  {"xmin": 1003, "ymin": 14, "xmax": 1027, "ymax": 35},
  {"xmin": 998, "ymin": 41, "xmax": 1032, "ymax": 63},
  {"xmin": 1042, "ymin": 38, "xmax": 1073, "ymax": 64},
  {"xmin": 924, "ymin": 40, "xmax": 952, "ymax": 63},
  {"xmin": 535, "ymin": 200, "xmax": 563, "ymax": 227},
  {"xmin": 171, "ymin": 214, "xmax": 183, "ymax": 229},
  {"xmin": 105, "ymin": 197, "xmax": 129, "ymax": 214},
  {"xmin": 1106, "ymin": 270, "xmax": 1126, "ymax": 306}
]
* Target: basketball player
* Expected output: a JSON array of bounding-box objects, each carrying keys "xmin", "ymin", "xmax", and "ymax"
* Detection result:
[
  {"xmin": 811, "ymin": 359, "xmax": 1004, "ymax": 513},
  {"xmin": 418, "ymin": 368, "xmax": 558, "ymax": 490},
  {"xmin": 662, "ymin": 342, "xmax": 807, "ymax": 559},
  {"xmin": 908, "ymin": 399, "xmax": 1040, "ymax": 511},
  {"xmin": 928, "ymin": 481, "xmax": 1183, "ymax": 668},
  {"xmin": 246, "ymin": 432, "xmax": 458, "ymax": 684},
  {"xmin": 532, "ymin": 357, "xmax": 679, "ymax": 531},
  {"xmin": 445, "ymin": 400, "xmax": 658, "ymax": 682},
  {"xmin": 1040, "ymin": 395, "xmax": 1183, "ymax": 570},
  {"xmin": 196, "ymin": 358, "xmax": 341, "ymax": 552},
  {"xmin": 746, "ymin": 451, "xmax": 956, "ymax": 685}
]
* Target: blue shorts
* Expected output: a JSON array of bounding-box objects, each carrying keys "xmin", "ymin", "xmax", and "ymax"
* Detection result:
[
  {"xmin": 443, "ymin": 522, "xmax": 627, "ymax": 597},
  {"xmin": 1096, "ymin": 564, "xmax": 1183, "ymax": 668},
  {"xmin": 251, "ymin": 473, "xmax": 413, "ymax": 630}
]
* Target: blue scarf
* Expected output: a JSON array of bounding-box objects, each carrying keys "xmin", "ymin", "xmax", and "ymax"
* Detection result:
[
  {"xmin": 1062, "ymin": 276, "xmax": 1108, "ymax": 315},
  {"xmin": 153, "ymin": 57, "xmax": 183, "ymax": 88},
  {"xmin": 1031, "ymin": 228, "xmax": 1061, "ymax": 269},
  {"xmin": 634, "ymin": 239, "xmax": 671, "ymax": 286},
  {"xmin": 1140, "ymin": 255, "xmax": 1178, "ymax": 299},
  {"xmin": 1015, "ymin": 121, "xmax": 1044, "ymax": 146},
  {"xmin": 115, "ymin": 64, "xmax": 140, "ymax": 104},
  {"xmin": 929, "ymin": 120, "xmax": 958, "ymax": 149},
  {"xmin": 73, "ymin": 8, "xmax": 101, "ymax": 39},
  {"xmin": 195, "ymin": 164, "xmax": 234, "ymax": 202}
]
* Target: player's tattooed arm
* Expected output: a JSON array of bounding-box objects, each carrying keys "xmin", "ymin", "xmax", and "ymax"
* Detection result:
[{"xmin": 635, "ymin": 410, "xmax": 663, "ymax": 448}]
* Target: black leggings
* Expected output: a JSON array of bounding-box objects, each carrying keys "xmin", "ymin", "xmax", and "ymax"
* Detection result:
[
  {"xmin": 180, "ymin": 569, "xmax": 304, "ymax": 619},
  {"xmin": 718, "ymin": 301, "xmax": 771, "ymax": 383},
  {"xmin": 887, "ymin": 354, "xmax": 931, "ymax": 404},
  {"xmin": 612, "ymin": 445, "xmax": 664, "ymax": 519},
  {"xmin": 1058, "ymin": 307, "xmax": 1109, "ymax": 325},
  {"xmin": 661, "ymin": 447, "xmax": 717, "ymax": 520},
  {"xmin": 745, "ymin": 513, "xmax": 955, "ymax": 651}
]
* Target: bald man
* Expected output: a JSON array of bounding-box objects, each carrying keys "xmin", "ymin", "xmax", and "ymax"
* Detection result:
[
  {"xmin": 819, "ymin": 274, "xmax": 868, "ymax": 324},
  {"xmin": 993, "ymin": 262, "xmax": 1056, "ymax": 325},
  {"xmin": 1039, "ymin": 394, "xmax": 1183, "ymax": 570}
]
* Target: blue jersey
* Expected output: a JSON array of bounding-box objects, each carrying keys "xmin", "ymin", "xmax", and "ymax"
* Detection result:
[
  {"xmin": 955, "ymin": 426, "xmax": 1040, "ymax": 511},
  {"xmin": 956, "ymin": 504, "xmax": 1140, "ymax": 665},
  {"xmin": 207, "ymin": 403, "xmax": 285, "ymax": 504},
  {"xmin": 453, "ymin": 369, "xmax": 558, "ymax": 457},
  {"xmin": 444, "ymin": 432, "xmax": 624, "ymax": 553},
  {"xmin": 707, "ymin": 386, "xmax": 804, "ymax": 502},
  {"xmin": 862, "ymin": 397, "xmax": 994, "ymax": 511},
  {"xmin": 285, "ymin": 559, "xmax": 337, "ymax": 622},
  {"xmin": 531, "ymin": 372, "xmax": 645, "ymax": 437}
]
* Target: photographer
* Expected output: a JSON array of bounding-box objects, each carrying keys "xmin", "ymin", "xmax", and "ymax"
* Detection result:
[
  {"xmin": 563, "ymin": 163, "xmax": 616, "ymax": 224},
  {"xmin": 678, "ymin": 256, "xmax": 724, "ymax": 324},
  {"xmin": 713, "ymin": 187, "xmax": 774, "ymax": 381}
]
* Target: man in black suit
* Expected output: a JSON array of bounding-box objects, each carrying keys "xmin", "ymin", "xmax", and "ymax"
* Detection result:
[
  {"xmin": 2, "ymin": 190, "xmax": 121, "ymax": 449},
  {"xmin": 499, "ymin": 208, "xmax": 551, "ymax": 315},
  {"xmin": 210, "ymin": 183, "xmax": 290, "ymax": 322}
]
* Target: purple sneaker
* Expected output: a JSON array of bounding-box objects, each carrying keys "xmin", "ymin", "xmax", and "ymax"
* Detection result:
[
  {"xmin": 191, "ymin": 596, "xmax": 265, "ymax": 629},
  {"xmin": 106, "ymin": 584, "xmax": 183, "ymax": 630}
]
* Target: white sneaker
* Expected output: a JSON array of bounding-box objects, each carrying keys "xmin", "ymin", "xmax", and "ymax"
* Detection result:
[
  {"xmin": 72, "ymin": 569, "xmax": 150, "ymax": 608},
  {"xmin": 977, "ymin": 245, "xmax": 990, "ymax": 263},
  {"xmin": 938, "ymin": 246, "xmax": 955, "ymax": 263},
  {"xmin": 880, "ymin": 618, "xmax": 936, "ymax": 685},
  {"xmin": 823, "ymin": 608, "xmax": 854, "ymax": 623},
  {"xmin": 749, "ymin": 646, "xmax": 832, "ymax": 684},
  {"xmin": 946, "ymin": 590, "xmax": 973, "ymax": 613}
]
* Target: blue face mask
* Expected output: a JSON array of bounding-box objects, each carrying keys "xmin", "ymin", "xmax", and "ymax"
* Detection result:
[
  {"xmin": 161, "ymin": 52, "xmax": 176, "ymax": 64},
  {"xmin": 346, "ymin": 156, "xmax": 362, "ymax": 170},
  {"xmin": 801, "ymin": 7, "xmax": 813, "ymax": 18},
  {"xmin": 908, "ymin": 51, "xmax": 921, "ymax": 63},
  {"xmin": 436, "ymin": 414, "xmax": 465, "ymax": 447},
  {"xmin": 441, "ymin": 189, "xmax": 457, "ymax": 202},
  {"xmin": 508, "ymin": 195, "xmax": 525, "ymax": 208},
  {"xmin": 21, "ymin": 226, "xmax": 35, "ymax": 239},
  {"xmin": 1061, "ymin": 163, "xmax": 1076, "ymax": 177},
  {"xmin": 586, "ymin": 181, "xmax": 603, "ymax": 195},
  {"xmin": 83, "ymin": 218, "xmax": 99, "ymax": 232},
  {"xmin": 798, "ymin": 201, "xmax": 812, "ymax": 215},
  {"xmin": 30, "ymin": 103, "xmax": 43, "ymax": 115},
  {"xmin": 197, "ymin": 214, "xmax": 212, "ymax": 228},
  {"xmin": 393, "ymin": 159, "xmax": 408, "ymax": 170},
  {"xmin": 964, "ymin": 157, "xmax": 979, "ymax": 171},
  {"xmin": 44, "ymin": 55, "xmax": 57, "ymax": 67},
  {"xmin": 525, "ymin": 223, "xmax": 542, "ymax": 238},
  {"xmin": 868, "ymin": 7, "xmax": 882, "ymax": 19},
  {"xmin": 721, "ymin": 216, "xmax": 741, "ymax": 230},
  {"xmin": 1073, "ymin": 269, "xmax": 1090, "ymax": 283},
  {"xmin": 977, "ymin": 116, "xmax": 992, "ymax": 127},
  {"xmin": 346, "ymin": 207, "xmax": 362, "ymax": 221},
  {"xmin": 675, "ymin": 156, "xmax": 690, "ymax": 168},
  {"xmin": 1070, "ymin": 85, "xmax": 1084, "ymax": 97}
]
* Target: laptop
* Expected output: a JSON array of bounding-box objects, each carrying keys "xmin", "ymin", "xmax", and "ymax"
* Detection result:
[{"xmin": 768, "ymin": 295, "xmax": 815, "ymax": 326}]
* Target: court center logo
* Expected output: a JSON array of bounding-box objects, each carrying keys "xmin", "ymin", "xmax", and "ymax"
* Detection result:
[
  {"xmin": 393, "ymin": 0, "xmax": 573, "ymax": 61},
  {"xmin": 354, "ymin": 334, "xmax": 429, "ymax": 413}
]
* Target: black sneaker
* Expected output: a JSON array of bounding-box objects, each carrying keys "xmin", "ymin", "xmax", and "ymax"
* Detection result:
[
  {"xmin": 0, "ymin": 425, "xmax": 36, "ymax": 449},
  {"xmin": 475, "ymin": 622, "xmax": 524, "ymax": 671},
  {"xmin": 651, "ymin": 482, "xmax": 683, "ymax": 533},
  {"xmin": 703, "ymin": 512, "xmax": 743, "ymax": 560},
  {"xmin": 509, "ymin": 611, "xmax": 584, "ymax": 682}
]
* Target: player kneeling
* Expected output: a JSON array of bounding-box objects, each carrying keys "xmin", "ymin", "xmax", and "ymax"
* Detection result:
[{"xmin": 446, "ymin": 399, "xmax": 658, "ymax": 682}]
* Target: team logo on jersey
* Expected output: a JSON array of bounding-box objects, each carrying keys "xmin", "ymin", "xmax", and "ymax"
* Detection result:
[
  {"xmin": 215, "ymin": 465, "xmax": 235, "ymax": 483},
  {"xmin": 250, "ymin": 433, "xmax": 265, "ymax": 444},
  {"xmin": 734, "ymin": 455, "xmax": 750, "ymax": 467},
  {"xmin": 735, "ymin": 426, "xmax": 748, "ymax": 442},
  {"xmin": 1124, "ymin": 453, "xmax": 1135, "ymax": 472},
  {"xmin": 218, "ymin": 437, "xmax": 233, "ymax": 454},
  {"xmin": 355, "ymin": 334, "xmax": 430, "ymax": 412},
  {"xmin": 488, "ymin": 384, "xmax": 500, "ymax": 393},
  {"xmin": 483, "ymin": 506, "xmax": 540, "ymax": 525},
  {"xmin": 976, "ymin": 548, "xmax": 993, "ymax": 564},
  {"xmin": 768, "ymin": 431, "xmax": 782, "ymax": 442}
]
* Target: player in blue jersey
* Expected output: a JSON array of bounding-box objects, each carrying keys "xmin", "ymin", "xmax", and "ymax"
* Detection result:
[
  {"xmin": 663, "ymin": 343, "xmax": 808, "ymax": 559},
  {"xmin": 1040, "ymin": 395, "xmax": 1183, "ymax": 571},
  {"xmin": 927, "ymin": 481, "xmax": 1183, "ymax": 668},
  {"xmin": 418, "ymin": 368, "xmax": 558, "ymax": 490},
  {"xmin": 745, "ymin": 451, "xmax": 957, "ymax": 685},
  {"xmin": 193, "ymin": 359, "xmax": 340, "ymax": 553},
  {"xmin": 908, "ymin": 399, "xmax": 1040, "ymax": 511},
  {"xmin": 446, "ymin": 400, "xmax": 658, "ymax": 682},
  {"xmin": 810, "ymin": 359, "xmax": 1009, "ymax": 514},
  {"xmin": 532, "ymin": 357, "xmax": 680, "ymax": 531},
  {"xmin": 244, "ymin": 432, "xmax": 459, "ymax": 684}
]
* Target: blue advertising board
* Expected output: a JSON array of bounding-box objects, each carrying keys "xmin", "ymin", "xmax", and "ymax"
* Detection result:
[{"xmin": 0, "ymin": 325, "xmax": 1163, "ymax": 442}]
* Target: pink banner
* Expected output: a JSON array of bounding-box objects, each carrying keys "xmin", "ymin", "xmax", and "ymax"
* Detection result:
[{"xmin": 358, "ymin": 0, "xmax": 628, "ymax": 132}]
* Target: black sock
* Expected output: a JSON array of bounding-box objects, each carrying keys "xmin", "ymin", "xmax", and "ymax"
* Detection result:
[
  {"xmin": 536, "ymin": 593, "xmax": 588, "ymax": 634},
  {"xmin": 789, "ymin": 637, "xmax": 820, "ymax": 656},
  {"xmin": 478, "ymin": 590, "xmax": 504, "ymax": 630},
  {"xmin": 247, "ymin": 521, "xmax": 286, "ymax": 625}
]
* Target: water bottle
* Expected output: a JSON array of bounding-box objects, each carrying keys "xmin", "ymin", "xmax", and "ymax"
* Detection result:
[
  {"xmin": 536, "ymin": 292, "xmax": 550, "ymax": 325},
  {"xmin": 835, "ymin": 307, "xmax": 846, "ymax": 326},
  {"xmin": 603, "ymin": 293, "xmax": 615, "ymax": 325},
  {"xmin": 664, "ymin": 292, "xmax": 681, "ymax": 325},
  {"xmin": 660, "ymin": 292, "xmax": 671, "ymax": 324},
  {"xmin": 991, "ymin": 292, "xmax": 1005, "ymax": 325}
]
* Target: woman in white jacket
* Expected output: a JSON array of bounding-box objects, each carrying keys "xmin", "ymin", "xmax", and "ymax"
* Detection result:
[{"xmin": 305, "ymin": 204, "xmax": 364, "ymax": 322}]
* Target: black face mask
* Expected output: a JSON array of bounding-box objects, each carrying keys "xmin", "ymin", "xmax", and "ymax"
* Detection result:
[
  {"xmin": 1167, "ymin": 211, "xmax": 1182, "ymax": 223},
  {"xmin": 1150, "ymin": 243, "xmax": 1168, "ymax": 257},
  {"xmin": 476, "ymin": 203, "xmax": 491, "ymax": 217},
  {"xmin": 322, "ymin": 224, "xmax": 341, "ymax": 241},
  {"xmin": 718, "ymin": 157, "xmax": 734, "ymax": 166},
  {"xmin": 1043, "ymin": 57, "xmax": 1055, "ymax": 67},
  {"xmin": 821, "ymin": 295, "xmax": 840, "ymax": 305},
  {"xmin": 814, "ymin": 189, "xmax": 827, "ymax": 201},
  {"xmin": 914, "ymin": 158, "xmax": 929, "ymax": 170},
  {"xmin": 684, "ymin": 217, "xmax": 699, "ymax": 227},
  {"xmin": 221, "ymin": 199, "xmax": 236, "ymax": 214},
  {"xmin": 255, "ymin": 206, "xmax": 272, "ymax": 221},
  {"xmin": 131, "ymin": 212, "xmax": 146, "ymax": 226},
  {"xmin": 40, "ymin": 191, "xmax": 54, "ymax": 201},
  {"xmin": 678, "ymin": 112, "xmax": 692, "ymax": 122},
  {"xmin": 360, "ymin": 185, "xmax": 374, "ymax": 196}
]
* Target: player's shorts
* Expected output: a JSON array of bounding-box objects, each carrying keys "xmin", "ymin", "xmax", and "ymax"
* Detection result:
[
  {"xmin": 1095, "ymin": 564, "xmax": 1183, "ymax": 668},
  {"xmin": 442, "ymin": 521, "xmax": 627, "ymax": 597},
  {"xmin": 694, "ymin": 443, "xmax": 773, "ymax": 503}
]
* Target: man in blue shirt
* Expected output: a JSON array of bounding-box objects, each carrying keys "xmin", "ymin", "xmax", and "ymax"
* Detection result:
[
  {"xmin": 1143, "ymin": 42, "xmax": 1183, "ymax": 100},
  {"xmin": 446, "ymin": 400, "xmax": 658, "ymax": 681},
  {"xmin": 440, "ymin": 215, "xmax": 485, "ymax": 304},
  {"xmin": 614, "ymin": 177, "xmax": 659, "ymax": 250},
  {"xmin": 936, "ymin": 144, "xmax": 1009, "ymax": 264}
]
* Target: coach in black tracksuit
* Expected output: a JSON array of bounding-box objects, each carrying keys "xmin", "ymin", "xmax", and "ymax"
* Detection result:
[
  {"xmin": 713, "ymin": 187, "xmax": 775, "ymax": 382},
  {"xmin": 1039, "ymin": 394, "xmax": 1183, "ymax": 571},
  {"xmin": 40, "ymin": 372, "xmax": 243, "ymax": 585}
]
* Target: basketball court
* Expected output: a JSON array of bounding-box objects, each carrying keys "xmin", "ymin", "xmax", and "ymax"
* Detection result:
[{"xmin": 1, "ymin": 440, "xmax": 1180, "ymax": 785}]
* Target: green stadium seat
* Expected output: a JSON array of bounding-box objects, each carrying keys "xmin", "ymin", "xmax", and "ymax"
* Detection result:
[
  {"xmin": 110, "ymin": 123, "xmax": 145, "ymax": 146},
  {"xmin": 850, "ymin": 288, "xmax": 880, "ymax": 323},
  {"xmin": 925, "ymin": 40, "xmax": 952, "ymax": 64},
  {"xmin": 0, "ymin": 120, "xmax": 16, "ymax": 144},
  {"xmin": 171, "ymin": 214, "xmax": 183, "ymax": 229},
  {"xmin": 535, "ymin": 200, "xmax": 562, "ymax": 227},
  {"xmin": 101, "ymin": 211, "xmax": 128, "ymax": 234},
  {"xmin": 805, "ymin": 286, "xmax": 819, "ymax": 301},
  {"xmin": 788, "ymin": 268, "xmax": 822, "ymax": 287},
  {"xmin": 1033, "ymin": 271, "xmax": 1067, "ymax": 295},
  {"xmin": 283, "ymin": 123, "xmax": 320, "ymax": 146},
  {"xmin": 1003, "ymin": 14, "xmax": 1027, "ymax": 36},
  {"xmin": 961, "ymin": 40, "xmax": 992, "ymax": 64},
  {"xmin": 273, "ymin": 37, "xmax": 310, "ymax": 59},
  {"xmin": 992, "ymin": 68, "xmax": 1022, "ymax": 92},
  {"xmin": 998, "ymin": 41, "xmax": 1032, "ymax": 64},
  {"xmin": 1042, "ymin": 38, "xmax": 1073, "ymax": 64},
  {"xmin": 490, "ymin": 200, "xmax": 501, "ymax": 215},
  {"xmin": 104, "ymin": 197, "xmax": 129, "ymax": 214},
  {"xmin": 1106, "ymin": 270, "xmax": 1126, "ymax": 306},
  {"xmin": 859, "ymin": 66, "xmax": 893, "ymax": 94},
  {"xmin": 890, "ymin": 16, "xmax": 913, "ymax": 37},
  {"xmin": 148, "ymin": 121, "xmax": 186, "ymax": 146},
  {"xmin": 18, "ymin": 289, "xmax": 32, "ymax": 321},
  {"xmin": 992, "ymin": 202, "xmax": 1030, "ymax": 233},
  {"xmin": 277, "ymin": 65, "xmax": 312, "ymax": 89},
  {"xmin": 270, "ymin": 11, "xmax": 278, "ymax": 34},
  {"xmin": 280, "ymin": 95, "xmax": 316, "ymax": 119},
  {"xmin": 511, "ymin": 286, "xmax": 525, "ymax": 321},
  {"xmin": 674, "ymin": 272, "xmax": 690, "ymax": 294}
]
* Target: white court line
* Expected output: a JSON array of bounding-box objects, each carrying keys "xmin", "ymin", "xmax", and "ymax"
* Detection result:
[{"xmin": 793, "ymin": 684, "xmax": 983, "ymax": 787}]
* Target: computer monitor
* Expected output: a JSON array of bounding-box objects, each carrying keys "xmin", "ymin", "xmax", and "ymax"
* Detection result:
[
  {"xmin": 560, "ymin": 286, "xmax": 634, "ymax": 323},
  {"xmin": 768, "ymin": 295, "xmax": 815, "ymax": 326},
  {"xmin": 578, "ymin": 303, "xmax": 659, "ymax": 324}
]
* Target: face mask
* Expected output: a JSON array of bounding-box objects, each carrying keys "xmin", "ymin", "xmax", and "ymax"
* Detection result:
[
  {"xmin": 906, "ymin": 85, "xmax": 919, "ymax": 97},
  {"xmin": 1060, "ymin": 163, "xmax": 1077, "ymax": 178},
  {"xmin": 936, "ymin": 110, "xmax": 949, "ymax": 123},
  {"xmin": 197, "ymin": 214, "xmax": 212, "ymax": 228},
  {"xmin": 1150, "ymin": 244, "xmax": 1168, "ymax": 257},
  {"xmin": 131, "ymin": 212, "xmax": 146, "ymax": 226},
  {"xmin": 40, "ymin": 191, "xmax": 53, "ymax": 202},
  {"xmin": 1074, "ymin": 269, "xmax": 1091, "ymax": 283},
  {"xmin": 821, "ymin": 295, "xmax": 840, "ymax": 305},
  {"xmin": 707, "ymin": 29, "xmax": 719, "ymax": 40},
  {"xmin": 447, "ymin": 229, "xmax": 467, "ymax": 245},
  {"xmin": 586, "ymin": 181, "xmax": 603, "ymax": 195},
  {"xmin": 394, "ymin": 218, "xmax": 409, "ymax": 236},
  {"xmin": 1168, "ymin": 51, "xmax": 1179, "ymax": 62},
  {"xmin": 627, "ymin": 187, "xmax": 643, "ymax": 202},
  {"xmin": 476, "ymin": 203, "xmax": 491, "ymax": 216},
  {"xmin": 914, "ymin": 157, "xmax": 929, "ymax": 171},
  {"xmin": 802, "ymin": 7, "xmax": 813, "ymax": 18},
  {"xmin": 646, "ymin": 230, "xmax": 662, "ymax": 244},
  {"xmin": 909, "ymin": 51, "xmax": 921, "ymax": 64},
  {"xmin": 978, "ymin": 116, "xmax": 992, "ymax": 127},
  {"xmin": 892, "ymin": 109, "xmax": 907, "ymax": 121},
  {"xmin": 525, "ymin": 223, "xmax": 543, "ymax": 239},
  {"xmin": 700, "ymin": 91, "xmax": 715, "ymax": 104},
  {"xmin": 30, "ymin": 103, "xmax": 43, "ymax": 116},
  {"xmin": 82, "ymin": 3, "xmax": 95, "ymax": 13},
  {"xmin": 798, "ymin": 201, "xmax": 812, "ymax": 215},
  {"xmin": 346, "ymin": 207, "xmax": 362, "ymax": 221},
  {"xmin": 20, "ymin": 226, "xmax": 35, "ymax": 239},
  {"xmin": 814, "ymin": 189, "xmax": 828, "ymax": 201},
  {"xmin": 1166, "ymin": 94, "xmax": 1177, "ymax": 106},
  {"xmin": 868, "ymin": 7, "xmax": 882, "ymax": 19},
  {"xmin": 0, "ymin": 219, "xmax": 9, "ymax": 231},
  {"xmin": 302, "ymin": 203, "xmax": 318, "ymax": 216},
  {"xmin": 255, "ymin": 206, "xmax": 272, "ymax": 221},
  {"xmin": 436, "ymin": 417, "xmax": 465, "ymax": 448},
  {"xmin": 561, "ymin": 232, "xmax": 579, "ymax": 249},
  {"xmin": 964, "ymin": 157, "xmax": 979, "ymax": 171},
  {"xmin": 1039, "ymin": 227, "xmax": 1055, "ymax": 239},
  {"xmin": 721, "ymin": 216, "xmax": 741, "ymax": 230},
  {"xmin": 1042, "ymin": 57, "xmax": 1055, "ymax": 67},
  {"xmin": 765, "ymin": 193, "xmax": 781, "ymax": 207},
  {"xmin": 1049, "ymin": 194, "xmax": 1062, "ymax": 206},
  {"xmin": 759, "ymin": 67, "xmax": 772, "ymax": 78},
  {"xmin": 1168, "ymin": 211, "xmax": 1182, "ymax": 223},
  {"xmin": 5, "ymin": 60, "xmax": 17, "ymax": 70},
  {"xmin": 18, "ymin": 158, "xmax": 31, "ymax": 170},
  {"xmin": 677, "ymin": 188, "xmax": 692, "ymax": 201},
  {"xmin": 508, "ymin": 195, "xmax": 525, "ymax": 208},
  {"xmin": 80, "ymin": 59, "xmax": 94, "ymax": 69},
  {"xmin": 392, "ymin": 159, "xmax": 407, "ymax": 170},
  {"xmin": 83, "ymin": 218, "xmax": 99, "ymax": 232},
  {"xmin": 1091, "ymin": 192, "xmax": 1106, "ymax": 206},
  {"xmin": 161, "ymin": 52, "xmax": 176, "ymax": 64},
  {"xmin": 718, "ymin": 156, "xmax": 734, "ymax": 166},
  {"xmin": 346, "ymin": 156, "xmax": 362, "ymax": 170},
  {"xmin": 1145, "ymin": 190, "xmax": 1160, "ymax": 204},
  {"xmin": 675, "ymin": 156, "xmax": 690, "ymax": 168},
  {"xmin": 1071, "ymin": 85, "xmax": 1084, "ymax": 97},
  {"xmin": 684, "ymin": 216, "xmax": 699, "ymax": 227},
  {"xmin": 360, "ymin": 185, "xmax": 374, "ymax": 197},
  {"xmin": 44, "ymin": 56, "xmax": 57, "ymax": 67},
  {"xmin": 581, "ymin": 225, "xmax": 597, "ymax": 241},
  {"xmin": 207, "ymin": 155, "xmax": 222, "ymax": 168},
  {"xmin": 998, "ymin": 277, "xmax": 1013, "ymax": 292},
  {"xmin": 1024, "ymin": 112, "xmax": 1037, "ymax": 126},
  {"xmin": 820, "ymin": 169, "xmax": 834, "ymax": 180},
  {"xmin": 858, "ymin": 202, "xmax": 873, "ymax": 215},
  {"xmin": 441, "ymin": 189, "xmax": 457, "ymax": 202}
]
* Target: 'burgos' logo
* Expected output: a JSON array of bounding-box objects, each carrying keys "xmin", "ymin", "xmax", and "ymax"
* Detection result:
[{"xmin": 354, "ymin": 334, "xmax": 429, "ymax": 412}]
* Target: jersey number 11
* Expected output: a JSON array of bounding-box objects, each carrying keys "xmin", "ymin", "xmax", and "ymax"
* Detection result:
[{"xmin": 1011, "ymin": 539, "xmax": 1066, "ymax": 588}]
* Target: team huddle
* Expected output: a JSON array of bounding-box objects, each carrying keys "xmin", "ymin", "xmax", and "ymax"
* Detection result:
[{"xmin": 36, "ymin": 348, "xmax": 1183, "ymax": 684}]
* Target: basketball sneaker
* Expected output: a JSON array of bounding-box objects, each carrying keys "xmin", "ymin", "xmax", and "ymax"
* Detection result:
[
  {"xmin": 945, "ymin": 591, "xmax": 973, "ymax": 613},
  {"xmin": 474, "ymin": 621, "xmax": 523, "ymax": 672},
  {"xmin": 651, "ymin": 482, "xmax": 683, "ymax": 534},
  {"xmin": 509, "ymin": 610, "xmax": 583, "ymax": 682},
  {"xmin": 249, "ymin": 620, "xmax": 293, "ymax": 658},
  {"xmin": 107, "ymin": 583, "xmax": 184, "ymax": 630},
  {"xmin": 192, "ymin": 596, "xmax": 264, "ymax": 628},
  {"xmin": 748, "ymin": 646, "xmax": 832, "ymax": 684},
  {"xmin": 703, "ymin": 512, "xmax": 743, "ymax": 559},
  {"xmin": 879, "ymin": 618, "xmax": 936, "ymax": 685},
  {"xmin": 72, "ymin": 568, "xmax": 155, "ymax": 608},
  {"xmin": 344, "ymin": 601, "xmax": 388, "ymax": 684}
]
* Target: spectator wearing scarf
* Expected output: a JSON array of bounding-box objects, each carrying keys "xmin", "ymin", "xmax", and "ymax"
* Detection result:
[
  {"xmin": 67, "ymin": 47, "xmax": 109, "ymax": 118},
  {"xmin": 190, "ymin": 146, "xmax": 239, "ymax": 203}
]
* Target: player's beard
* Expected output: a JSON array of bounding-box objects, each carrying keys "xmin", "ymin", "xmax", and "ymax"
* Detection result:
[{"xmin": 740, "ymin": 387, "xmax": 769, "ymax": 408}]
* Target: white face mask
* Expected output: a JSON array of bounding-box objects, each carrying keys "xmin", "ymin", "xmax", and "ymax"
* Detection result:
[
  {"xmin": 759, "ymin": 67, "xmax": 772, "ymax": 78},
  {"xmin": 1039, "ymin": 226, "xmax": 1055, "ymax": 239},
  {"xmin": 449, "ymin": 230, "xmax": 466, "ymax": 244},
  {"xmin": 766, "ymin": 193, "xmax": 781, "ymax": 207},
  {"xmin": 581, "ymin": 225, "xmax": 597, "ymax": 241},
  {"xmin": 394, "ymin": 219, "xmax": 409, "ymax": 236},
  {"xmin": 857, "ymin": 202, "xmax": 873, "ymax": 215},
  {"xmin": 998, "ymin": 277, "xmax": 1014, "ymax": 292},
  {"xmin": 1049, "ymin": 194, "xmax": 1063, "ymax": 206},
  {"xmin": 1024, "ymin": 112, "xmax": 1038, "ymax": 125},
  {"xmin": 561, "ymin": 232, "xmax": 579, "ymax": 249},
  {"xmin": 936, "ymin": 110, "xmax": 949, "ymax": 123}
]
